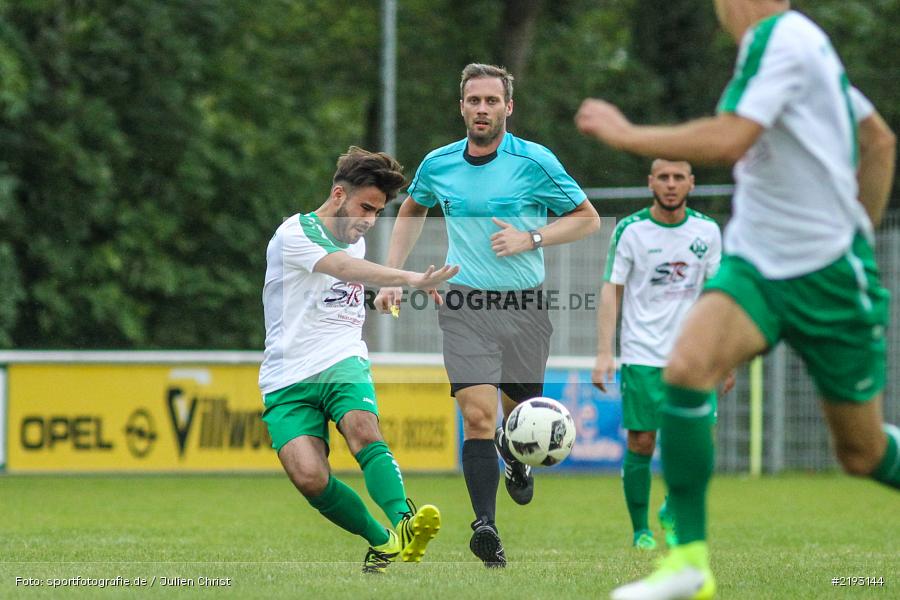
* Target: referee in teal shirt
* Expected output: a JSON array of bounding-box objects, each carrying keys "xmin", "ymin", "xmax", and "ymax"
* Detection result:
[{"xmin": 375, "ymin": 63, "xmax": 600, "ymax": 567}]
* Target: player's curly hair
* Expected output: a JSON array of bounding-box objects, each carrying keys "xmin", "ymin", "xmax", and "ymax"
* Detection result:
[
  {"xmin": 333, "ymin": 146, "xmax": 406, "ymax": 200},
  {"xmin": 460, "ymin": 63, "xmax": 514, "ymax": 103}
]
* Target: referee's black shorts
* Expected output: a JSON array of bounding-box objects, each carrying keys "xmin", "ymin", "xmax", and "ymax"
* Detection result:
[{"xmin": 437, "ymin": 284, "xmax": 552, "ymax": 404}]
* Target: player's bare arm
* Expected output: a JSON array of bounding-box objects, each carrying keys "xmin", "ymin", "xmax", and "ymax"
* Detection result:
[
  {"xmin": 856, "ymin": 110, "xmax": 897, "ymax": 227},
  {"xmin": 575, "ymin": 100, "xmax": 763, "ymax": 165},
  {"xmin": 315, "ymin": 251, "xmax": 458, "ymax": 289},
  {"xmin": 592, "ymin": 282, "xmax": 622, "ymax": 392},
  {"xmin": 490, "ymin": 199, "xmax": 600, "ymax": 257}
]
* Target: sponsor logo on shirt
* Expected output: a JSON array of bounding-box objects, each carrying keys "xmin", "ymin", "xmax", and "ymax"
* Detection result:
[
  {"xmin": 651, "ymin": 261, "xmax": 689, "ymax": 285},
  {"xmin": 647, "ymin": 248, "xmax": 662, "ymax": 254},
  {"xmin": 323, "ymin": 282, "xmax": 365, "ymax": 308}
]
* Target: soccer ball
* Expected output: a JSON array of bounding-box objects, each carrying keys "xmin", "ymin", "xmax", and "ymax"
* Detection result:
[{"xmin": 504, "ymin": 397, "xmax": 576, "ymax": 467}]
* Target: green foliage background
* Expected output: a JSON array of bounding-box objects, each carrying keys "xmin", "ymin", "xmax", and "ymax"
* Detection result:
[{"xmin": 0, "ymin": 0, "xmax": 896, "ymax": 349}]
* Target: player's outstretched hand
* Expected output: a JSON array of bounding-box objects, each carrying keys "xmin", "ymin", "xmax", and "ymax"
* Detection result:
[
  {"xmin": 575, "ymin": 99, "xmax": 633, "ymax": 149},
  {"xmin": 491, "ymin": 217, "xmax": 533, "ymax": 257},
  {"xmin": 374, "ymin": 287, "xmax": 403, "ymax": 315},
  {"xmin": 409, "ymin": 264, "xmax": 459, "ymax": 289},
  {"xmin": 406, "ymin": 265, "xmax": 459, "ymax": 307},
  {"xmin": 591, "ymin": 353, "xmax": 617, "ymax": 392}
]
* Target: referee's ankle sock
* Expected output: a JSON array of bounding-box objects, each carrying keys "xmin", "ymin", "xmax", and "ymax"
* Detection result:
[
  {"xmin": 462, "ymin": 438, "xmax": 500, "ymax": 523},
  {"xmin": 872, "ymin": 424, "xmax": 900, "ymax": 490},
  {"xmin": 660, "ymin": 384, "xmax": 715, "ymax": 545}
]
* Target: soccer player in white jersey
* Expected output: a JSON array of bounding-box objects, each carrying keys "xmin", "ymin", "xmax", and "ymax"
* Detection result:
[
  {"xmin": 592, "ymin": 159, "xmax": 729, "ymax": 552},
  {"xmin": 258, "ymin": 147, "xmax": 459, "ymax": 574},
  {"xmin": 577, "ymin": 1, "xmax": 897, "ymax": 598}
]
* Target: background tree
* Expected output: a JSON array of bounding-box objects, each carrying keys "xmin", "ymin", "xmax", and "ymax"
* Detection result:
[{"xmin": 0, "ymin": 0, "xmax": 895, "ymax": 349}]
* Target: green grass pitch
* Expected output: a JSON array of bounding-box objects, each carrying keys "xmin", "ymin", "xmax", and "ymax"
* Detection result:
[{"xmin": 1, "ymin": 473, "xmax": 894, "ymax": 598}]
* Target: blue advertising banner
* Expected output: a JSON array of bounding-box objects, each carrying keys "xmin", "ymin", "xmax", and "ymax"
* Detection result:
[
  {"xmin": 544, "ymin": 368, "xmax": 660, "ymax": 472},
  {"xmin": 454, "ymin": 367, "xmax": 660, "ymax": 472}
]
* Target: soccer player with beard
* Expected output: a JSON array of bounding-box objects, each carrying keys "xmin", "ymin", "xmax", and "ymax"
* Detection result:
[
  {"xmin": 592, "ymin": 159, "xmax": 728, "ymax": 552},
  {"xmin": 259, "ymin": 147, "xmax": 459, "ymax": 573},
  {"xmin": 374, "ymin": 63, "xmax": 600, "ymax": 567}
]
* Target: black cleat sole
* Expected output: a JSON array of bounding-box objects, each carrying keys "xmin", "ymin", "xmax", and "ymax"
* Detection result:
[{"xmin": 469, "ymin": 525, "xmax": 507, "ymax": 568}]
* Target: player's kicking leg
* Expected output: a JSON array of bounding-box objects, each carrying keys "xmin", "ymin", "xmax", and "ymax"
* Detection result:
[
  {"xmin": 340, "ymin": 410, "xmax": 442, "ymax": 565},
  {"xmin": 274, "ymin": 435, "xmax": 401, "ymax": 574},
  {"xmin": 395, "ymin": 500, "xmax": 441, "ymax": 562},
  {"xmin": 612, "ymin": 292, "xmax": 767, "ymax": 599}
]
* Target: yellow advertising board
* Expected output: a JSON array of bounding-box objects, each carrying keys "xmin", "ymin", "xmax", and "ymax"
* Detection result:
[{"xmin": 5, "ymin": 363, "xmax": 456, "ymax": 473}]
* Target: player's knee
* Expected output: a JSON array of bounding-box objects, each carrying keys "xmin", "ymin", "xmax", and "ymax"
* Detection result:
[
  {"xmin": 293, "ymin": 467, "xmax": 329, "ymax": 498},
  {"xmin": 628, "ymin": 434, "xmax": 656, "ymax": 456},
  {"xmin": 338, "ymin": 412, "xmax": 382, "ymax": 449},
  {"xmin": 462, "ymin": 408, "xmax": 494, "ymax": 437},
  {"xmin": 665, "ymin": 353, "xmax": 717, "ymax": 388},
  {"xmin": 835, "ymin": 445, "xmax": 881, "ymax": 477}
]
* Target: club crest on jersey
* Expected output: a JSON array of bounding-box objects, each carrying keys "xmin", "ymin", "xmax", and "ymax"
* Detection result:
[
  {"xmin": 441, "ymin": 198, "xmax": 453, "ymax": 215},
  {"xmin": 690, "ymin": 237, "xmax": 709, "ymax": 259},
  {"xmin": 323, "ymin": 282, "xmax": 364, "ymax": 308},
  {"xmin": 651, "ymin": 261, "xmax": 689, "ymax": 285}
]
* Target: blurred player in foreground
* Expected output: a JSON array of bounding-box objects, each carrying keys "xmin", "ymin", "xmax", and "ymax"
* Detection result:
[
  {"xmin": 577, "ymin": 0, "xmax": 897, "ymax": 598},
  {"xmin": 593, "ymin": 159, "xmax": 728, "ymax": 552},
  {"xmin": 375, "ymin": 63, "xmax": 600, "ymax": 567},
  {"xmin": 258, "ymin": 147, "xmax": 458, "ymax": 573}
]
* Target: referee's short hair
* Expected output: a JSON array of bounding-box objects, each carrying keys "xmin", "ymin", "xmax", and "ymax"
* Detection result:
[
  {"xmin": 460, "ymin": 63, "xmax": 514, "ymax": 103},
  {"xmin": 333, "ymin": 146, "xmax": 406, "ymax": 200}
]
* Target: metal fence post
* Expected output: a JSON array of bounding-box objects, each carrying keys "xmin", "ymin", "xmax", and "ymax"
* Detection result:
[{"xmin": 768, "ymin": 342, "xmax": 787, "ymax": 474}]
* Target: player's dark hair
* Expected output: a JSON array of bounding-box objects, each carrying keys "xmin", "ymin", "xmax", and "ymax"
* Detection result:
[
  {"xmin": 650, "ymin": 158, "xmax": 693, "ymax": 174},
  {"xmin": 333, "ymin": 146, "xmax": 406, "ymax": 200},
  {"xmin": 460, "ymin": 63, "xmax": 514, "ymax": 103}
]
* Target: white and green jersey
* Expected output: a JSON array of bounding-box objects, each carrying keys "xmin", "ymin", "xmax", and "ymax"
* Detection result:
[
  {"xmin": 604, "ymin": 208, "xmax": 722, "ymax": 367},
  {"xmin": 259, "ymin": 212, "xmax": 367, "ymax": 394},
  {"xmin": 717, "ymin": 10, "xmax": 875, "ymax": 279}
]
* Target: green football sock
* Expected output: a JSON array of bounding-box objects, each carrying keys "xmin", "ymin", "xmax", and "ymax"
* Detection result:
[
  {"xmin": 623, "ymin": 450, "xmax": 652, "ymax": 534},
  {"xmin": 872, "ymin": 424, "xmax": 900, "ymax": 490},
  {"xmin": 660, "ymin": 384, "xmax": 715, "ymax": 546},
  {"xmin": 659, "ymin": 496, "xmax": 671, "ymax": 521},
  {"xmin": 307, "ymin": 475, "xmax": 389, "ymax": 547},
  {"xmin": 355, "ymin": 441, "xmax": 409, "ymax": 527}
]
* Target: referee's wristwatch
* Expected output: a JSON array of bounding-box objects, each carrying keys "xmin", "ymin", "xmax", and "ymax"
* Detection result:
[{"xmin": 529, "ymin": 230, "xmax": 543, "ymax": 249}]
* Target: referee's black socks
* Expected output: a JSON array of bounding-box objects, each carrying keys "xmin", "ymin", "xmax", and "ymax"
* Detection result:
[{"xmin": 462, "ymin": 438, "xmax": 500, "ymax": 523}]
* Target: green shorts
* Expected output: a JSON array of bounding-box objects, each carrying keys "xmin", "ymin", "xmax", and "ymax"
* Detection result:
[
  {"xmin": 704, "ymin": 232, "xmax": 889, "ymax": 402},
  {"xmin": 621, "ymin": 364, "xmax": 717, "ymax": 431},
  {"xmin": 262, "ymin": 356, "xmax": 378, "ymax": 452}
]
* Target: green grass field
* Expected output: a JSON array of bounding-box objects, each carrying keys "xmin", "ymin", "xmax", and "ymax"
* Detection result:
[{"xmin": 0, "ymin": 473, "xmax": 895, "ymax": 599}]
